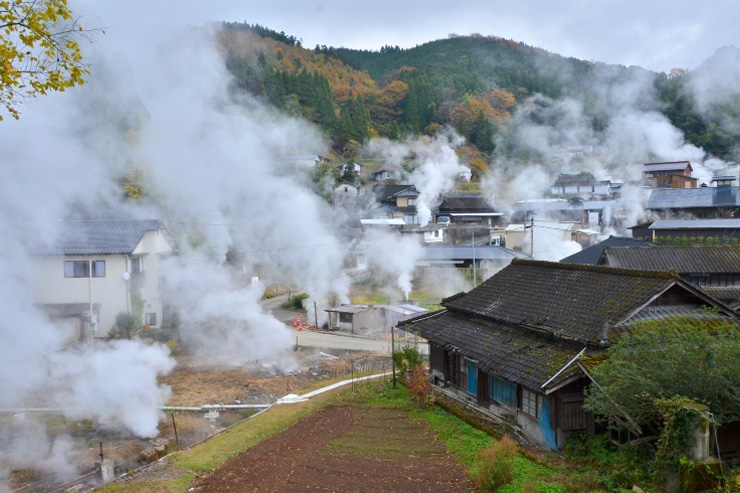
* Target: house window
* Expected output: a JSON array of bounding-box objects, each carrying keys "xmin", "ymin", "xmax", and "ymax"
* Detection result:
[
  {"xmin": 408, "ymin": 198, "xmax": 416, "ymax": 206},
  {"xmin": 130, "ymin": 257, "xmax": 143, "ymax": 274},
  {"xmin": 145, "ymin": 313, "xmax": 157, "ymax": 326},
  {"xmin": 339, "ymin": 312, "xmax": 353, "ymax": 323},
  {"xmin": 404, "ymin": 214, "xmax": 418, "ymax": 224},
  {"xmin": 489, "ymin": 376, "xmax": 517, "ymax": 407},
  {"xmin": 521, "ymin": 388, "xmax": 541, "ymax": 418},
  {"xmin": 64, "ymin": 260, "xmax": 105, "ymax": 278}
]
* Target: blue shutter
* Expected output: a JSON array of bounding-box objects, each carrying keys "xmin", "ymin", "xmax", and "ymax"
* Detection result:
[
  {"xmin": 466, "ymin": 360, "xmax": 477, "ymax": 395},
  {"xmin": 490, "ymin": 376, "xmax": 517, "ymax": 407}
]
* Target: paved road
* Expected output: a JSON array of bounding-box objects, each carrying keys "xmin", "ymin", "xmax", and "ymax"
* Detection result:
[{"xmin": 262, "ymin": 294, "xmax": 427, "ymax": 355}]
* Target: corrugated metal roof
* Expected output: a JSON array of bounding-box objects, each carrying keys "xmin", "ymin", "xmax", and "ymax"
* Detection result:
[
  {"xmin": 35, "ymin": 220, "xmax": 163, "ymax": 255},
  {"xmin": 647, "ymin": 187, "xmax": 740, "ymax": 210},
  {"xmin": 649, "ymin": 219, "xmax": 740, "ymax": 229},
  {"xmin": 420, "ymin": 246, "xmax": 524, "ymax": 261},
  {"xmin": 324, "ymin": 305, "xmax": 369, "ymax": 314},
  {"xmin": 642, "ymin": 161, "xmax": 691, "ymax": 172}
]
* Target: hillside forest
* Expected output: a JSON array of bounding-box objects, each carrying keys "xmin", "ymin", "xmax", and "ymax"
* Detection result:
[{"xmin": 219, "ymin": 22, "xmax": 740, "ymax": 167}]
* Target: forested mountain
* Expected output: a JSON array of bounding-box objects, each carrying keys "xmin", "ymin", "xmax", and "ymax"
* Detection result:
[{"xmin": 219, "ymin": 23, "xmax": 740, "ymax": 161}]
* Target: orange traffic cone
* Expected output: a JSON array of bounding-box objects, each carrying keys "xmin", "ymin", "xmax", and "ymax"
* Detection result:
[{"xmin": 296, "ymin": 315, "xmax": 303, "ymax": 331}]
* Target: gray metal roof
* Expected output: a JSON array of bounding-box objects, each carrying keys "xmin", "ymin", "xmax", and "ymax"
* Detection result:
[
  {"xmin": 324, "ymin": 305, "xmax": 369, "ymax": 314},
  {"xmin": 420, "ymin": 245, "xmax": 525, "ymax": 261},
  {"xmin": 646, "ymin": 187, "xmax": 740, "ymax": 210},
  {"xmin": 36, "ymin": 220, "xmax": 164, "ymax": 255},
  {"xmin": 649, "ymin": 219, "xmax": 740, "ymax": 230},
  {"xmin": 515, "ymin": 199, "xmax": 616, "ymax": 213}
]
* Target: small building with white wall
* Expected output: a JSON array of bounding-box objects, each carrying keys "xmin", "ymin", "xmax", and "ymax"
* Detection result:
[{"xmin": 30, "ymin": 220, "xmax": 177, "ymax": 341}]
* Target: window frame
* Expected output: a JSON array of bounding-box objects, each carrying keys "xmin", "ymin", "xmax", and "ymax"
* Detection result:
[
  {"xmin": 144, "ymin": 312, "xmax": 157, "ymax": 326},
  {"xmin": 521, "ymin": 388, "xmax": 541, "ymax": 418},
  {"xmin": 64, "ymin": 260, "xmax": 106, "ymax": 278}
]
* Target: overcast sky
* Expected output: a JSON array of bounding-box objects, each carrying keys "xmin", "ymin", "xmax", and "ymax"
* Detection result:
[{"xmin": 132, "ymin": 0, "xmax": 733, "ymax": 74}]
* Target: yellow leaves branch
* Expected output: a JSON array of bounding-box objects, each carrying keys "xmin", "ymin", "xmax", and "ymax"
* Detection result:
[{"xmin": 0, "ymin": 0, "xmax": 97, "ymax": 120}]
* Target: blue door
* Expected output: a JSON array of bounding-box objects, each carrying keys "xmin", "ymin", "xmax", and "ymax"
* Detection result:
[{"xmin": 467, "ymin": 360, "xmax": 477, "ymax": 395}]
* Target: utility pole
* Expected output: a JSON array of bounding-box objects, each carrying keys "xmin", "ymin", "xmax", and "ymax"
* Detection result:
[
  {"xmin": 391, "ymin": 324, "xmax": 396, "ymax": 388},
  {"xmin": 530, "ymin": 214, "xmax": 535, "ymax": 258},
  {"xmin": 472, "ymin": 228, "xmax": 477, "ymax": 286},
  {"xmin": 88, "ymin": 260, "xmax": 94, "ymax": 345}
]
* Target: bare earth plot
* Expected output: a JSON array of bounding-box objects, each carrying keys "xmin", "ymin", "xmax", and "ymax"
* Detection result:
[{"xmin": 191, "ymin": 405, "xmax": 470, "ymax": 492}]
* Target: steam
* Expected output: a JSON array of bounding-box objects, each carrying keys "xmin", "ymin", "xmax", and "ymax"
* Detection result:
[
  {"xmin": 359, "ymin": 229, "xmax": 423, "ymax": 300},
  {"xmin": 366, "ymin": 130, "xmax": 468, "ymax": 226}
]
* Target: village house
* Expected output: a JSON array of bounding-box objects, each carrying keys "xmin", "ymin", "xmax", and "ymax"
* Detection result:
[
  {"xmin": 337, "ymin": 161, "xmax": 364, "ymax": 178},
  {"xmin": 597, "ymin": 245, "xmax": 740, "ymax": 309},
  {"xmin": 435, "ymin": 193, "xmax": 504, "ymax": 227},
  {"xmin": 646, "ymin": 186, "xmax": 740, "ymax": 218},
  {"xmin": 400, "ymin": 223, "xmax": 447, "ymax": 243},
  {"xmin": 511, "ymin": 199, "xmax": 616, "ymax": 229},
  {"xmin": 642, "ymin": 161, "xmax": 697, "ymax": 188},
  {"xmin": 632, "ymin": 218, "xmax": 740, "ymax": 243},
  {"xmin": 362, "ymin": 184, "xmax": 420, "ymax": 225},
  {"xmin": 324, "ymin": 304, "xmax": 427, "ymax": 337},
  {"xmin": 550, "ymin": 172, "xmax": 611, "ymax": 199},
  {"xmin": 372, "ymin": 159, "xmax": 398, "ymax": 182},
  {"xmin": 400, "ymin": 259, "xmax": 740, "ymax": 450},
  {"xmin": 31, "ymin": 219, "xmax": 177, "ymax": 341}
]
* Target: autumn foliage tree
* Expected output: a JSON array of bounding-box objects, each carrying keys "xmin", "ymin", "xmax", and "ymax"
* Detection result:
[{"xmin": 0, "ymin": 0, "xmax": 92, "ymax": 120}]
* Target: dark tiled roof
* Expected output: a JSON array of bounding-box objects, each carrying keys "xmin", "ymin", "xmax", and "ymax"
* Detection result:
[
  {"xmin": 374, "ymin": 159, "xmax": 398, "ymax": 174},
  {"xmin": 560, "ymin": 236, "xmax": 652, "ymax": 265},
  {"xmin": 438, "ymin": 194, "xmax": 496, "ymax": 212},
  {"xmin": 647, "ymin": 187, "xmax": 740, "ymax": 210},
  {"xmin": 393, "ymin": 189, "xmax": 420, "ymax": 198},
  {"xmin": 600, "ymin": 246, "xmax": 740, "ymax": 273},
  {"xmin": 699, "ymin": 286, "xmax": 740, "ymax": 302},
  {"xmin": 402, "ymin": 311, "xmax": 593, "ymax": 390},
  {"xmin": 373, "ymin": 184, "xmax": 415, "ymax": 203},
  {"xmin": 625, "ymin": 304, "xmax": 729, "ymax": 323},
  {"xmin": 444, "ymin": 259, "xmax": 676, "ymax": 345},
  {"xmin": 36, "ymin": 220, "xmax": 163, "ymax": 255}
]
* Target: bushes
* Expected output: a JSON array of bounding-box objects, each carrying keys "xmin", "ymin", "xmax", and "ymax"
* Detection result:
[
  {"xmin": 404, "ymin": 365, "xmax": 432, "ymax": 406},
  {"xmin": 392, "ymin": 343, "xmax": 423, "ymax": 379},
  {"xmin": 474, "ymin": 434, "xmax": 517, "ymax": 491},
  {"xmin": 281, "ymin": 293, "xmax": 308, "ymax": 310},
  {"xmin": 109, "ymin": 312, "xmax": 140, "ymax": 339}
]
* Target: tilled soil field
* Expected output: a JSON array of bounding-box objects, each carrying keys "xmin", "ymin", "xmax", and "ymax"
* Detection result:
[{"xmin": 192, "ymin": 405, "xmax": 471, "ymax": 492}]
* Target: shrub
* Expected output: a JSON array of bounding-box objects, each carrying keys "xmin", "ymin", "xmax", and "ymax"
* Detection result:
[
  {"xmin": 281, "ymin": 293, "xmax": 308, "ymax": 310},
  {"xmin": 475, "ymin": 434, "xmax": 517, "ymax": 492},
  {"xmin": 404, "ymin": 365, "xmax": 432, "ymax": 406},
  {"xmin": 110, "ymin": 312, "xmax": 140, "ymax": 339},
  {"xmin": 392, "ymin": 343, "xmax": 423, "ymax": 379}
]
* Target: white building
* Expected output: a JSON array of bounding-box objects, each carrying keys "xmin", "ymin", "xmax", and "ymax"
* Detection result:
[{"xmin": 31, "ymin": 220, "xmax": 177, "ymax": 341}]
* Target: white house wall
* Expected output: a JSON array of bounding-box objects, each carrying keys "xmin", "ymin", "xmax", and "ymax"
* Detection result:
[{"xmin": 31, "ymin": 254, "xmax": 129, "ymax": 337}]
